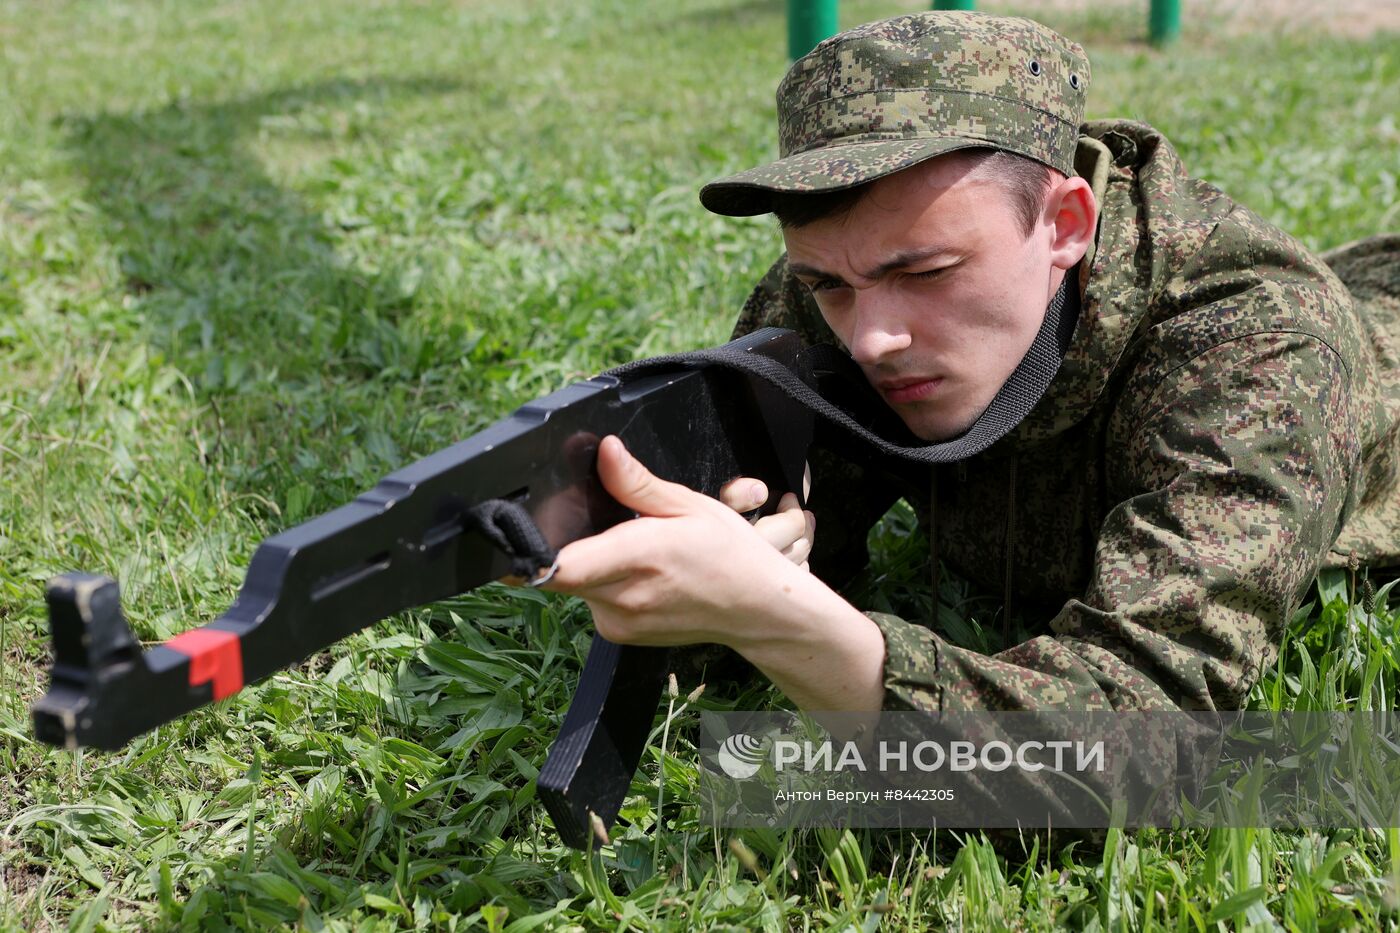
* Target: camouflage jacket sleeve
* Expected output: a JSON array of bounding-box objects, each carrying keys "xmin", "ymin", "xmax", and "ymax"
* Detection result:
[{"xmin": 875, "ymin": 315, "xmax": 1359, "ymax": 713}]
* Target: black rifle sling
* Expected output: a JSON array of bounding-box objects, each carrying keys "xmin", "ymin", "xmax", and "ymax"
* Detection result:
[
  {"xmin": 534, "ymin": 280, "xmax": 1078, "ymax": 845},
  {"xmin": 35, "ymin": 283, "xmax": 1079, "ymax": 851},
  {"xmin": 606, "ymin": 274, "xmax": 1079, "ymax": 465},
  {"xmin": 462, "ymin": 277, "xmax": 1078, "ymax": 589},
  {"xmin": 465, "ymin": 498, "xmax": 558, "ymax": 581}
]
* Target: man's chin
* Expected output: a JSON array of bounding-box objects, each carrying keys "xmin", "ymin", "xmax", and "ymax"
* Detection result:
[
  {"xmin": 908, "ymin": 417, "xmax": 976, "ymax": 444},
  {"xmin": 901, "ymin": 403, "xmax": 983, "ymax": 443}
]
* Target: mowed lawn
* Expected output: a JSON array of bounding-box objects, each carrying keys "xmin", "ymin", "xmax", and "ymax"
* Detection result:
[{"xmin": 2, "ymin": 0, "xmax": 1398, "ymax": 929}]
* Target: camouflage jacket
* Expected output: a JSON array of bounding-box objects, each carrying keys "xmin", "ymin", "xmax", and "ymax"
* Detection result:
[{"xmin": 731, "ymin": 119, "xmax": 1400, "ymax": 713}]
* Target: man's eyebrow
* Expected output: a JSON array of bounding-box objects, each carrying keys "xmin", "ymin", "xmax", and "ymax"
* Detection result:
[{"xmin": 788, "ymin": 246, "xmax": 955, "ymax": 284}]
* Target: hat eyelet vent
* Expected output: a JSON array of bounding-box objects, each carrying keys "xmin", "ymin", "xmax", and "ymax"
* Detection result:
[
  {"xmin": 1027, "ymin": 59, "xmax": 1042, "ymax": 77},
  {"xmin": 1069, "ymin": 73, "xmax": 1081, "ymax": 90}
]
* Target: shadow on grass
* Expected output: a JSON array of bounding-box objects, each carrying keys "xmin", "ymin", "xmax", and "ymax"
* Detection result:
[{"xmin": 60, "ymin": 74, "xmax": 462, "ymax": 414}]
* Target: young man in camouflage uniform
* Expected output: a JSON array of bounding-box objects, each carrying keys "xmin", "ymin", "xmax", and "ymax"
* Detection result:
[{"xmin": 546, "ymin": 12, "xmax": 1400, "ymax": 717}]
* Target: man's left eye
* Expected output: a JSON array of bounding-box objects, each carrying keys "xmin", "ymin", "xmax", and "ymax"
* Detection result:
[{"xmin": 911, "ymin": 268, "xmax": 949, "ymax": 281}]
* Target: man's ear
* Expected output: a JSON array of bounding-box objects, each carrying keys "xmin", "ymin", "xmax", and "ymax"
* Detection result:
[{"xmin": 1044, "ymin": 176, "xmax": 1098, "ymax": 272}]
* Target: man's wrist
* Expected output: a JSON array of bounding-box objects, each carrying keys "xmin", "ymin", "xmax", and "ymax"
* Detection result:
[{"xmin": 726, "ymin": 563, "xmax": 887, "ymax": 711}]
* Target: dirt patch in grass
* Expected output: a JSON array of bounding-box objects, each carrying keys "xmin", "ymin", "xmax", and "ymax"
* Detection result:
[
  {"xmin": 989, "ymin": 0, "xmax": 1400, "ymax": 39},
  {"xmin": 0, "ymin": 838, "xmax": 48, "ymax": 925},
  {"xmin": 1, "ymin": 860, "xmax": 45, "ymax": 899},
  {"xmin": 1199, "ymin": 0, "xmax": 1399, "ymax": 37}
]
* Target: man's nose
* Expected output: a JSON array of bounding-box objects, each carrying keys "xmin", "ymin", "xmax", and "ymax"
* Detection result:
[{"xmin": 847, "ymin": 293, "xmax": 912, "ymax": 366}]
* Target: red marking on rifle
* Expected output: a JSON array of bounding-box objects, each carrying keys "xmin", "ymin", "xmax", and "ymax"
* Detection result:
[{"xmin": 165, "ymin": 629, "xmax": 244, "ymax": 700}]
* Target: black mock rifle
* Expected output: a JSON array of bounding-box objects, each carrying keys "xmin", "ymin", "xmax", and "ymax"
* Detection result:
[
  {"xmin": 32, "ymin": 327, "xmax": 826, "ymax": 850},
  {"xmin": 32, "ymin": 275, "xmax": 1077, "ymax": 848}
]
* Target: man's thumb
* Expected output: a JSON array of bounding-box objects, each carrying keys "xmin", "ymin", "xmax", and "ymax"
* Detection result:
[{"xmin": 596, "ymin": 435, "xmax": 694, "ymax": 518}]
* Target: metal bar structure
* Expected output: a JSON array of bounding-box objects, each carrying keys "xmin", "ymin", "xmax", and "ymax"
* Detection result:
[
  {"xmin": 1149, "ymin": 0, "xmax": 1181, "ymax": 44},
  {"xmin": 784, "ymin": 1, "xmax": 1185, "ymax": 59},
  {"xmin": 787, "ymin": 0, "xmax": 838, "ymax": 59}
]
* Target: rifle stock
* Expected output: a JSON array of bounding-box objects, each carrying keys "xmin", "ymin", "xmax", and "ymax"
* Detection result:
[{"xmin": 33, "ymin": 327, "xmax": 815, "ymax": 849}]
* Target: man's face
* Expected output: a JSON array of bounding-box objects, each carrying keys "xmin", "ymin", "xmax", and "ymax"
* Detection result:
[{"xmin": 781, "ymin": 154, "xmax": 1066, "ymax": 441}]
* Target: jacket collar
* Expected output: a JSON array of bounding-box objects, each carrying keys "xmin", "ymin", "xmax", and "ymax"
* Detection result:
[{"xmin": 1002, "ymin": 122, "xmax": 1164, "ymax": 448}]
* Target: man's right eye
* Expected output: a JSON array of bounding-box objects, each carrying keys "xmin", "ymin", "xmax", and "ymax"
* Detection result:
[{"xmin": 806, "ymin": 278, "xmax": 846, "ymax": 293}]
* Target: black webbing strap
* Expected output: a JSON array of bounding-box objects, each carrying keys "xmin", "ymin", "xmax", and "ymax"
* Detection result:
[
  {"xmin": 607, "ymin": 275, "xmax": 1080, "ymax": 465},
  {"xmin": 467, "ymin": 279, "xmax": 1077, "ymax": 582},
  {"xmin": 466, "ymin": 499, "xmax": 559, "ymax": 583}
]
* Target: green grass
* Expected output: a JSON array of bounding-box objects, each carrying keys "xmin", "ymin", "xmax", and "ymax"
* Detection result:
[{"xmin": 1, "ymin": 0, "xmax": 1398, "ymax": 928}]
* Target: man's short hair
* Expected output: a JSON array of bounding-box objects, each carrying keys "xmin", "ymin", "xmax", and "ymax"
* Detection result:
[{"xmin": 769, "ymin": 149, "xmax": 1056, "ymax": 238}]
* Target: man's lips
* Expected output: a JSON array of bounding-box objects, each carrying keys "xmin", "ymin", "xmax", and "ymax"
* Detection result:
[{"xmin": 876, "ymin": 376, "xmax": 944, "ymax": 404}]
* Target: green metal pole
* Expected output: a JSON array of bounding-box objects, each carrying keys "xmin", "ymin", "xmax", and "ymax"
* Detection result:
[
  {"xmin": 787, "ymin": 0, "xmax": 838, "ymax": 60},
  {"xmin": 932, "ymin": 0, "xmax": 976, "ymax": 10},
  {"xmin": 1149, "ymin": 0, "xmax": 1181, "ymax": 44}
]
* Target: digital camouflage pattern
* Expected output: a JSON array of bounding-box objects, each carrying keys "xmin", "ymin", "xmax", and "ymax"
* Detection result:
[
  {"xmin": 729, "ymin": 121, "xmax": 1400, "ymax": 715},
  {"xmin": 700, "ymin": 11, "xmax": 1089, "ymax": 217},
  {"xmin": 1321, "ymin": 233, "xmax": 1400, "ymax": 565}
]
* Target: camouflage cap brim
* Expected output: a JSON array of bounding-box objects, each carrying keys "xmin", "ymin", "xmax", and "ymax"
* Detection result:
[
  {"xmin": 700, "ymin": 11, "xmax": 1091, "ymax": 218},
  {"xmin": 700, "ymin": 136, "xmax": 986, "ymax": 217}
]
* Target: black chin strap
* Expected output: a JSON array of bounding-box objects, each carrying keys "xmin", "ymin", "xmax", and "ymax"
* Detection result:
[{"xmin": 608, "ymin": 273, "xmax": 1080, "ymax": 465}]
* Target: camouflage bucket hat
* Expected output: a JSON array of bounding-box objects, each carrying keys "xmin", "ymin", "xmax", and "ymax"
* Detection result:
[{"xmin": 700, "ymin": 11, "xmax": 1090, "ymax": 217}]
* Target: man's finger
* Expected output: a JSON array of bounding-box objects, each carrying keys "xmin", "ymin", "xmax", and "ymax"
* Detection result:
[
  {"xmin": 719, "ymin": 476, "xmax": 768, "ymax": 513},
  {"xmin": 596, "ymin": 434, "xmax": 706, "ymax": 519},
  {"xmin": 752, "ymin": 496, "xmax": 811, "ymax": 551},
  {"xmin": 542, "ymin": 521, "xmax": 652, "ymax": 592},
  {"xmin": 781, "ymin": 536, "xmax": 813, "ymax": 563}
]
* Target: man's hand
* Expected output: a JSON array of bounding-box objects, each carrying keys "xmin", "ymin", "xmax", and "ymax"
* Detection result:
[
  {"xmin": 543, "ymin": 435, "xmax": 806, "ymax": 647},
  {"xmin": 542, "ymin": 435, "xmax": 886, "ymax": 712},
  {"xmin": 717, "ymin": 471, "xmax": 815, "ymax": 571}
]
